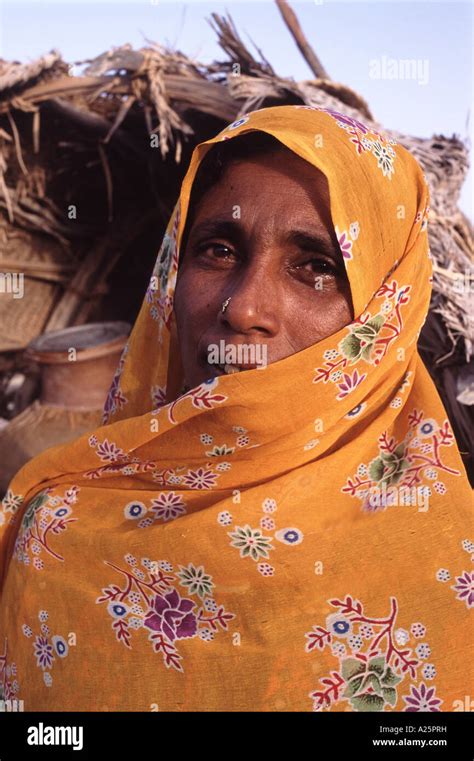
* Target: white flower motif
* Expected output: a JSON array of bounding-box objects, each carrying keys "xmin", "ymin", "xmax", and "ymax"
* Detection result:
[
  {"xmin": 422, "ymin": 664, "xmax": 436, "ymax": 680},
  {"xmin": 2, "ymin": 490, "xmax": 23, "ymax": 513},
  {"xmin": 411, "ymin": 622, "xmax": 426, "ymax": 638},
  {"xmin": 436, "ymin": 568, "xmax": 450, "ymax": 582},
  {"xmin": 138, "ymin": 518, "xmax": 154, "ymax": 528},
  {"xmin": 124, "ymin": 501, "xmax": 147, "ymax": 520},
  {"xmin": 199, "ymin": 629, "xmax": 216, "ymax": 641},
  {"xmin": 348, "ymin": 634, "xmax": 363, "ymax": 651},
  {"xmin": 218, "ymin": 511, "xmax": 232, "ymax": 526},
  {"xmin": 274, "ymin": 527, "xmax": 304, "ymax": 546},
  {"xmin": 395, "ymin": 628, "xmax": 410, "ymax": 645},
  {"xmin": 417, "ymin": 419, "xmax": 438, "ymax": 439},
  {"xmin": 331, "ymin": 642, "xmax": 347, "ymax": 657},
  {"xmin": 416, "ymin": 643, "xmax": 431, "ymax": 659},
  {"xmin": 349, "ymin": 221, "xmax": 360, "ymax": 240},
  {"xmin": 257, "ymin": 563, "xmax": 274, "ymax": 577},
  {"xmin": 262, "ymin": 498, "xmax": 277, "ymax": 513}
]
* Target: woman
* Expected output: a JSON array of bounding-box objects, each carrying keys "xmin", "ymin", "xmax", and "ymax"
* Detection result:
[{"xmin": 0, "ymin": 105, "xmax": 471, "ymax": 712}]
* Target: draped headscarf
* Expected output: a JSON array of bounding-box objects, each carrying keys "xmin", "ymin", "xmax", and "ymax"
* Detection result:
[{"xmin": 1, "ymin": 105, "xmax": 472, "ymax": 713}]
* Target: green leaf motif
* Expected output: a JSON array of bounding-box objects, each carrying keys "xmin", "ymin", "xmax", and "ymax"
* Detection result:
[
  {"xmin": 361, "ymin": 673, "xmax": 383, "ymax": 696},
  {"xmin": 368, "ymin": 457, "xmax": 385, "ymax": 482},
  {"xmin": 350, "ymin": 693, "xmax": 385, "ymax": 712},
  {"xmin": 21, "ymin": 491, "xmax": 49, "ymax": 532},
  {"xmin": 341, "ymin": 657, "xmax": 366, "ymax": 681},
  {"xmin": 368, "ymin": 656, "xmax": 386, "ymax": 676},
  {"xmin": 382, "ymin": 687, "xmax": 397, "ymax": 707},
  {"xmin": 340, "ymin": 333, "xmax": 361, "ymax": 360},
  {"xmin": 343, "ymin": 675, "xmax": 364, "ymax": 698},
  {"xmin": 381, "ymin": 667, "xmax": 402, "ymax": 687},
  {"xmin": 394, "ymin": 443, "xmax": 407, "ymax": 458}
]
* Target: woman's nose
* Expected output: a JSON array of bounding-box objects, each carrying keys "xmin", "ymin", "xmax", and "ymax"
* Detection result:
[{"xmin": 218, "ymin": 263, "xmax": 280, "ymax": 336}]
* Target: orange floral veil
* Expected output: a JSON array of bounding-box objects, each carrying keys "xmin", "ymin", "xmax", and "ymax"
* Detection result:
[{"xmin": 0, "ymin": 106, "xmax": 472, "ymax": 712}]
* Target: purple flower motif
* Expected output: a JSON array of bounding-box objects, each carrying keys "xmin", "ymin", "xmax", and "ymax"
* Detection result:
[
  {"xmin": 143, "ymin": 589, "xmax": 197, "ymax": 642},
  {"xmin": 34, "ymin": 635, "xmax": 54, "ymax": 670},
  {"xmin": 151, "ymin": 385, "xmax": 166, "ymax": 409},
  {"xmin": 337, "ymin": 370, "xmax": 367, "ymax": 399},
  {"xmin": 151, "ymin": 493, "xmax": 187, "ymax": 522},
  {"xmin": 337, "ymin": 230, "xmax": 353, "ymax": 260},
  {"xmin": 451, "ymin": 571, "xmax": 474, "ymax": 609},
  {"xmin": 403, "ymin": 682, "xmax": 443, "ymax": 712},
  {"xmin": 96, "ymin": 439, "xmax": 126, "ymax": 463},
  {"xmin": 182, "ymin": 468, "xmax": 218, "ymax": 490},
  {"xmin": 322, "ymin": 108, "xmax": 371, "ymax": 134}
]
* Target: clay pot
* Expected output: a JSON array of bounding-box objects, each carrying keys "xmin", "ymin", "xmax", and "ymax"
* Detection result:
[
  {"xmin": 26, "ymin": 321, "xmax": 130, "ymax": 409},
  {"xmin": 0, "ymin": 322, "xmax": 130, "ymax": 493}
]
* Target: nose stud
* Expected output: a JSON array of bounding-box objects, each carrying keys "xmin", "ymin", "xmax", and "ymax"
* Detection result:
[{"xmin": 221, "ymin": 297, "xmax": 231, "ymax": 314}]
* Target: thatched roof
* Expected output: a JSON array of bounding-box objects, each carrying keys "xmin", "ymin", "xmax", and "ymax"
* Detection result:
[{"xmin": 0, "ymin": 8, "xmax": 472, "ymax": 476}]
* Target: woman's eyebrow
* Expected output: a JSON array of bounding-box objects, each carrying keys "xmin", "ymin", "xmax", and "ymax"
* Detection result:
[
  {"xmin": 284, "ymin": 230, "xmax": 340, "ymax": 260},
  {"xmin": 188, "ymin": 217, "xmax": 240, "ymax": 240},
  {"xmin": 189, "ymin": 218, "xmax": 340, "ymax": 260}
]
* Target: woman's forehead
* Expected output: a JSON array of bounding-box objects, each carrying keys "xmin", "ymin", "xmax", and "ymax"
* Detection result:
[{"xmin": 188, "ymin": 155, "xmax": 332, "ymax": 220}]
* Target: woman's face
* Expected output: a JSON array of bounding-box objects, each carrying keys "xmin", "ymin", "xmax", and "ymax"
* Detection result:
[{"xmin": 174, "ymin": 148, "xmax": 354, "ymax": 388}]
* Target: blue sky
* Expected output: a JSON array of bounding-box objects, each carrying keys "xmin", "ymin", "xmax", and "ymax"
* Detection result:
[{"xmin": 0, "ymin": 0, "xmax": 472, "ymax": 217}]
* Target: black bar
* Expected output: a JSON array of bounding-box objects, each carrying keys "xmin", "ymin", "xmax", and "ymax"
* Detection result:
[{"xmin": 0, "ymin": 710, "xmax": 472, "ymax": 759}]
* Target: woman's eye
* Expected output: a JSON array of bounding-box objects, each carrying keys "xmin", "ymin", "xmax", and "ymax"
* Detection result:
[
  {"xmin": 196, "ymin": 243, "xmax": 235, "ymax": 261},
  {"xmin": 297, "ymin": 258, "xmax": 337, "ymax": 276}
]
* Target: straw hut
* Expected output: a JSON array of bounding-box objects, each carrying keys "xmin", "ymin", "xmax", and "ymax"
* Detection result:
[{"xmin": 0, "ymin": 7, "xmax": 472, "ymax": 483}]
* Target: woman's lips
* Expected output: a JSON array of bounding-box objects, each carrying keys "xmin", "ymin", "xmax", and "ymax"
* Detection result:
[{"xmin": 203, "ymin": 360, "xmax": 253, "ymax": 376}]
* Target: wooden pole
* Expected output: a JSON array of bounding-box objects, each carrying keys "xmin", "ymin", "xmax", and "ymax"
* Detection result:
[{"xmin": 275, "ymin": 0, "xmax": 330, "ymax": 80}]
